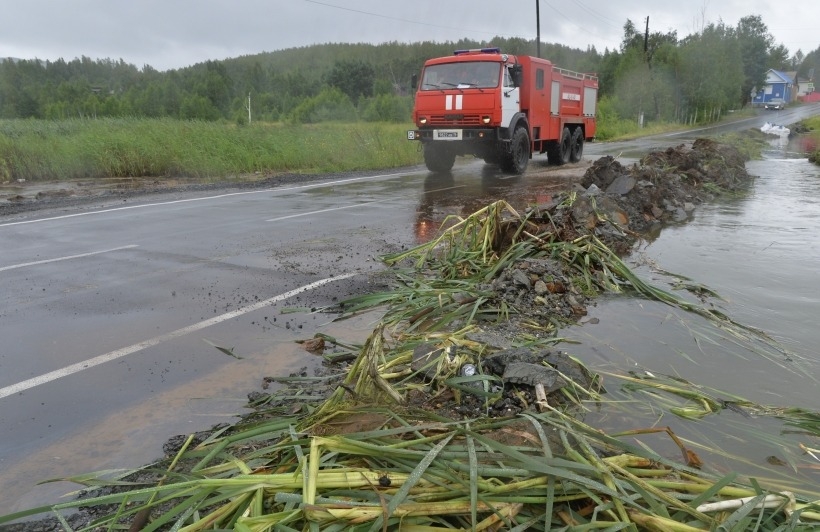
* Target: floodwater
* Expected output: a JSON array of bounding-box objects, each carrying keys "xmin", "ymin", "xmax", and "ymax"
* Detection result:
[{"xmin": 563, "ymin": 135, "xmax": 820, "ymax": 492}]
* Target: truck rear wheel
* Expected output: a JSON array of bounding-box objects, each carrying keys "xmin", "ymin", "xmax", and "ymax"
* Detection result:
[
  {"xmin": 569, "ymin": 128, "xmax": 584, "ymax": 163},
  {"xmin": 559, "ymin": 127, "xmax": 572, "ymax": 165},
  {"xmin": 423, "ymin": 143, "xmax": 456, "ymax": 173},
  {"xmin": 501, "ymin": 127, "xmax": 530, "ymax": 174}
]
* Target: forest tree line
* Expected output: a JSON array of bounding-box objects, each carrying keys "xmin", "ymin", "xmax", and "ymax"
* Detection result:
[{"xmin": 0, "ymin": 14, "xmax": 817, "ymax": 127}]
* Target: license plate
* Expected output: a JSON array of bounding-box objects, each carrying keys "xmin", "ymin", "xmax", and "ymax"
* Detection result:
[{"xmin": 433, "ymin": 129, "xmax": 462, "ymax": 141}]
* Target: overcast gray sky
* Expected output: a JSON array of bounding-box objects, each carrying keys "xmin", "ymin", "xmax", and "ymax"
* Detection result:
[{"xmin": 1, "ymin": 0, "xmax": 817, "ymax": 71}]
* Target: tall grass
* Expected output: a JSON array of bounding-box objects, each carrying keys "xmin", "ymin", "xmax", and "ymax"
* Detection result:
[
  {"xmin": 0, "ymin": 118, "xmax": 423, "ymax": 182},
  {"xmin": 595, "ymin": 96, "xmax": 759, "ymax": 141},
  {"xmin": 803, "ymin": 115, "xmax": 820, "ymax": 164}
]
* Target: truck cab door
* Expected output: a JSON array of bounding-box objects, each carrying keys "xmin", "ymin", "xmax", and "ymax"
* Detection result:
[{"xmin": 501, "ymin": 65, "xmax": 520, "ymax": 129}]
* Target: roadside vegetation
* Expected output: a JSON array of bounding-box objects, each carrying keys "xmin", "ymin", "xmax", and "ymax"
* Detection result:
[
  {"xmin": 0, "ymin": 102, "xmax": 796, "ymax": 184},
  {"xmin": 0, "ymin": 119, "xmax": 422, "ymax": 182},
  {"xmin": 802, "ymin": 116, "xmax": 820, "ymax": 164}
]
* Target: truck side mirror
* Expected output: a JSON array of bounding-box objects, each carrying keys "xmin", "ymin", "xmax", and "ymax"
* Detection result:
[
  {"xmin": 511, "ymin": 65, "xmax": 523, "ymax": 87},
  {"xmin": 411, "ymin": 74, "xmax": 418, "ymax": 92}
]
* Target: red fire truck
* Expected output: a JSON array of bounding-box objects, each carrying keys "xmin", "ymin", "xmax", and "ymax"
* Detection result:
[{"xmin": 407, "ymin": 48, "xmax": 598, "ymax": 173}]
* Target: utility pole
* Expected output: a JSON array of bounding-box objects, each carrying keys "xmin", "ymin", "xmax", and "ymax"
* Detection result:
[
  {"xmin": 245, "ymin": 92, "xmax": 251, "ymax": 124},
  {"xmin": 535, "ymin": 1, "xmax": 541, "ymax": 58},
  {"xmin": 639, "ymin": 16, "xmax": 649, "ymax": 128},
  {"xmin": 644, "ymin": 16, "xmax": 649, "ymax": 55}
]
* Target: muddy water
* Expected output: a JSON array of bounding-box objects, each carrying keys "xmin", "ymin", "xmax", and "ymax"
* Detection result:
[{"xmin": 563, "ymin": 137, "xmax": 820, "ymax": 490}]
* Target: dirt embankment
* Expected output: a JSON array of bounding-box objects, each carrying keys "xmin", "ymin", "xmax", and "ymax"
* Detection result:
[{"xmin": 489, "ymin": 137, "xmax": 751, "ymax": 323}]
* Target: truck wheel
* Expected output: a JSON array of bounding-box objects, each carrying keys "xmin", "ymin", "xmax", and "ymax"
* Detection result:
[
  {"xmin": 569, "ymin": 128, "xmax": 584, "ymax": 163},
  {"xmin": 423, "ymin": 144, "xmax": 456, "ymax": 173},
  {"xmin": 483, "ymin": 151, "xmax": 500, "ymax": 165},
  {"xmin": 559, "ymin": 127, "xmax": 571, "ymax": 165},
  {"xmin": 501, "ymin": 127, "xmax": 530, "ymax": 174},
  {"xmin": 546, "ymin": 140, "xmax": 562, "ymax": 165}
]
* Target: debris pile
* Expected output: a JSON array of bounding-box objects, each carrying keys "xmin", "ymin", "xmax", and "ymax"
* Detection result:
[{"xmin": 572, "ymin": 138, "xmax": 751, "ymax": 240}]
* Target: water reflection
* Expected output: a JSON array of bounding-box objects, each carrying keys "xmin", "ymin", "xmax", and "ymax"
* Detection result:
[
  {"xmin": 414, "ymin": 172, "xmax": 518, "ymax": 243},
  {"xmin": 414, "ymin": 164, "xmax": 576, "ymax": 243}
]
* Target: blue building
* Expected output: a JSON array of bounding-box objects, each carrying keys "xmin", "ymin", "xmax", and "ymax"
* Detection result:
[{"xmin": 751, "ymin": 69, "xmax": 794, "ymax": 106}]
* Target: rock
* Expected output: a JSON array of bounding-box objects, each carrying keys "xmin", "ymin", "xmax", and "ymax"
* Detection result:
[
  {"xmin": 412, "ymin": 343, "xmax": 445, "ymax": 380},
  {"xmin": 585, "ymin": 183, "xmax": 602, "ymax": 196},
  {"xmin": 301, "ymin": 336, "xmax": 325, "ymax": 353},
  {"xmin": 480, "ymin": 348, "xmax": 596, "ymax": 393},
  {"xmin": 581, "ymin": 155, "xmax": 627, "ymax": 189},
  {"xmin": 511, "ymin": 269, "xmax": 531, "ymax": 288},
  {"xmin": 546, "ymin": 281, "xmax": 566, "ymax": 293},
  {"xmin": 501, "ymin": 362, "xmax": 565, "ymax": 392},
  {"xmin": 605, "ymin": 175, "xmax": 637, "ymax": 195}
]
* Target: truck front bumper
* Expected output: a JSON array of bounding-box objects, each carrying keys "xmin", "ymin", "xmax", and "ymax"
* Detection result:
[{"xmin": 407, "ymin": 128, "xmax": 499, "ymax": 141}]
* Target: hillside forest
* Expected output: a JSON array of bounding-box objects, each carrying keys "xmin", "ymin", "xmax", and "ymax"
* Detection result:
[{"xmin": 0, "ymin": 14, "xmax": 817, "ymax": 129}]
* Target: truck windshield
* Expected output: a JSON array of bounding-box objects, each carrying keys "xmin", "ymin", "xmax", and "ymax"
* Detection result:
[{"xmin": 420, "ymin": 62, "xmax": 500, "ymax": 90}]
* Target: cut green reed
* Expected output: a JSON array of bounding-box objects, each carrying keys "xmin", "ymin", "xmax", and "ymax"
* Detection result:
[
  {"xmin": 4, "ymin": 403, "xmax": 818, "ymax": 530},
  {"xmin": 0, "ymin": 118, "xmax": 422, "ymax": 181}
]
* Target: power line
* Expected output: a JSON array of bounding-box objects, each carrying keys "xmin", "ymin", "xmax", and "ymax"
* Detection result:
[
  {"xmin": 567, "ymin": 0, "xmax": 623, "ymax": 29},
  {"xmin": 302, "ymin": 0, "xmax": 500, "ymax": 37},
  {"xmin": 539, "ymin": 0, "xmax": 611, "ymax": 41}
]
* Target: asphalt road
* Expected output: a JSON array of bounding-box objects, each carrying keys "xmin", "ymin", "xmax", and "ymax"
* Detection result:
[
  {"xmin": 1, "ymin": 103, "xmax": 818, "ymax": 512},
  {"xmin": 0, "ymin": 170, "xmax": 431, "ymax": 511}
]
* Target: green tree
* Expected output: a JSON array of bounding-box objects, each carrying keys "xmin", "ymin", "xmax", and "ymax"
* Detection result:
[
  {"xmin": 287, "ymin": 87, "xmax": 356, "ymax": 123},
  {"xmin": 796, "ymin": 47, "xmax": 819, "ymax": 82},
  {"xmin": 768, "ymin": 44, "xmax": 790, "ymax": 70},
  {"xmin": 679, "ymin": 22, "xmax": 743, "ymax": 120},
  {"xmin": 325, "ymin": 60, "xmax": 374, "ymax": 104},
  {"xmin": 736, "ymin": 15, "xmax": 774, "ymax": 106},
  {"xmin": 612, "ymin": 19, "xmax": 679, "ymax": 123},
  {"xmin": 361, "ymin": 94, "xmax": 412, "ymax": 122},
  {"xmin": 180, "ymin": 94, "xmax": 221, "ymax": 120},
  {"xmin": 789, "ymin": 49, "xmax": 805, "ymax": 71}
]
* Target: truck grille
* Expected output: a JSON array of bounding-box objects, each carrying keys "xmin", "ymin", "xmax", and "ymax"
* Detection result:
[{"xmin": 427, "ymin": 114, "xmax": 483, "ymax": 126}]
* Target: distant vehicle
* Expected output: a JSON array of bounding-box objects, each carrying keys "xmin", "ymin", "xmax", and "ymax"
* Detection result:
[
  {"xmin": 407, "ymin": 48, "xmax": 598, "ymax": 174},
  {"xmin": 764, "ymin": 99, "xmax": 786, "ymax": 110}
]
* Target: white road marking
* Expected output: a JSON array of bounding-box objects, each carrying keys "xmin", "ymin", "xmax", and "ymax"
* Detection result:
[
  {"xmin": 0, "ymin": 171, "xmax": 411, "ymax": 228},
  {"xmin": 0, "ymin": 245, "xmax": 139, "ymax": 272},
  {"xmin": 0, "ymin": 272, "xmax": 356, "ymax": 399},
  {"xmin": 266, "ymin": 199, "xmax": 384, "ymax": 222}
]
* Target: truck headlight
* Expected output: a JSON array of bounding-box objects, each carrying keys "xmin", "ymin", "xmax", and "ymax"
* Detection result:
[
  {"xmin": 482, "ymin": 116, "xmax": 491, "ymax": 124},
  {"xmin": 419, "ymin": 117, "xmax": 427, "ymax": 125}
]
